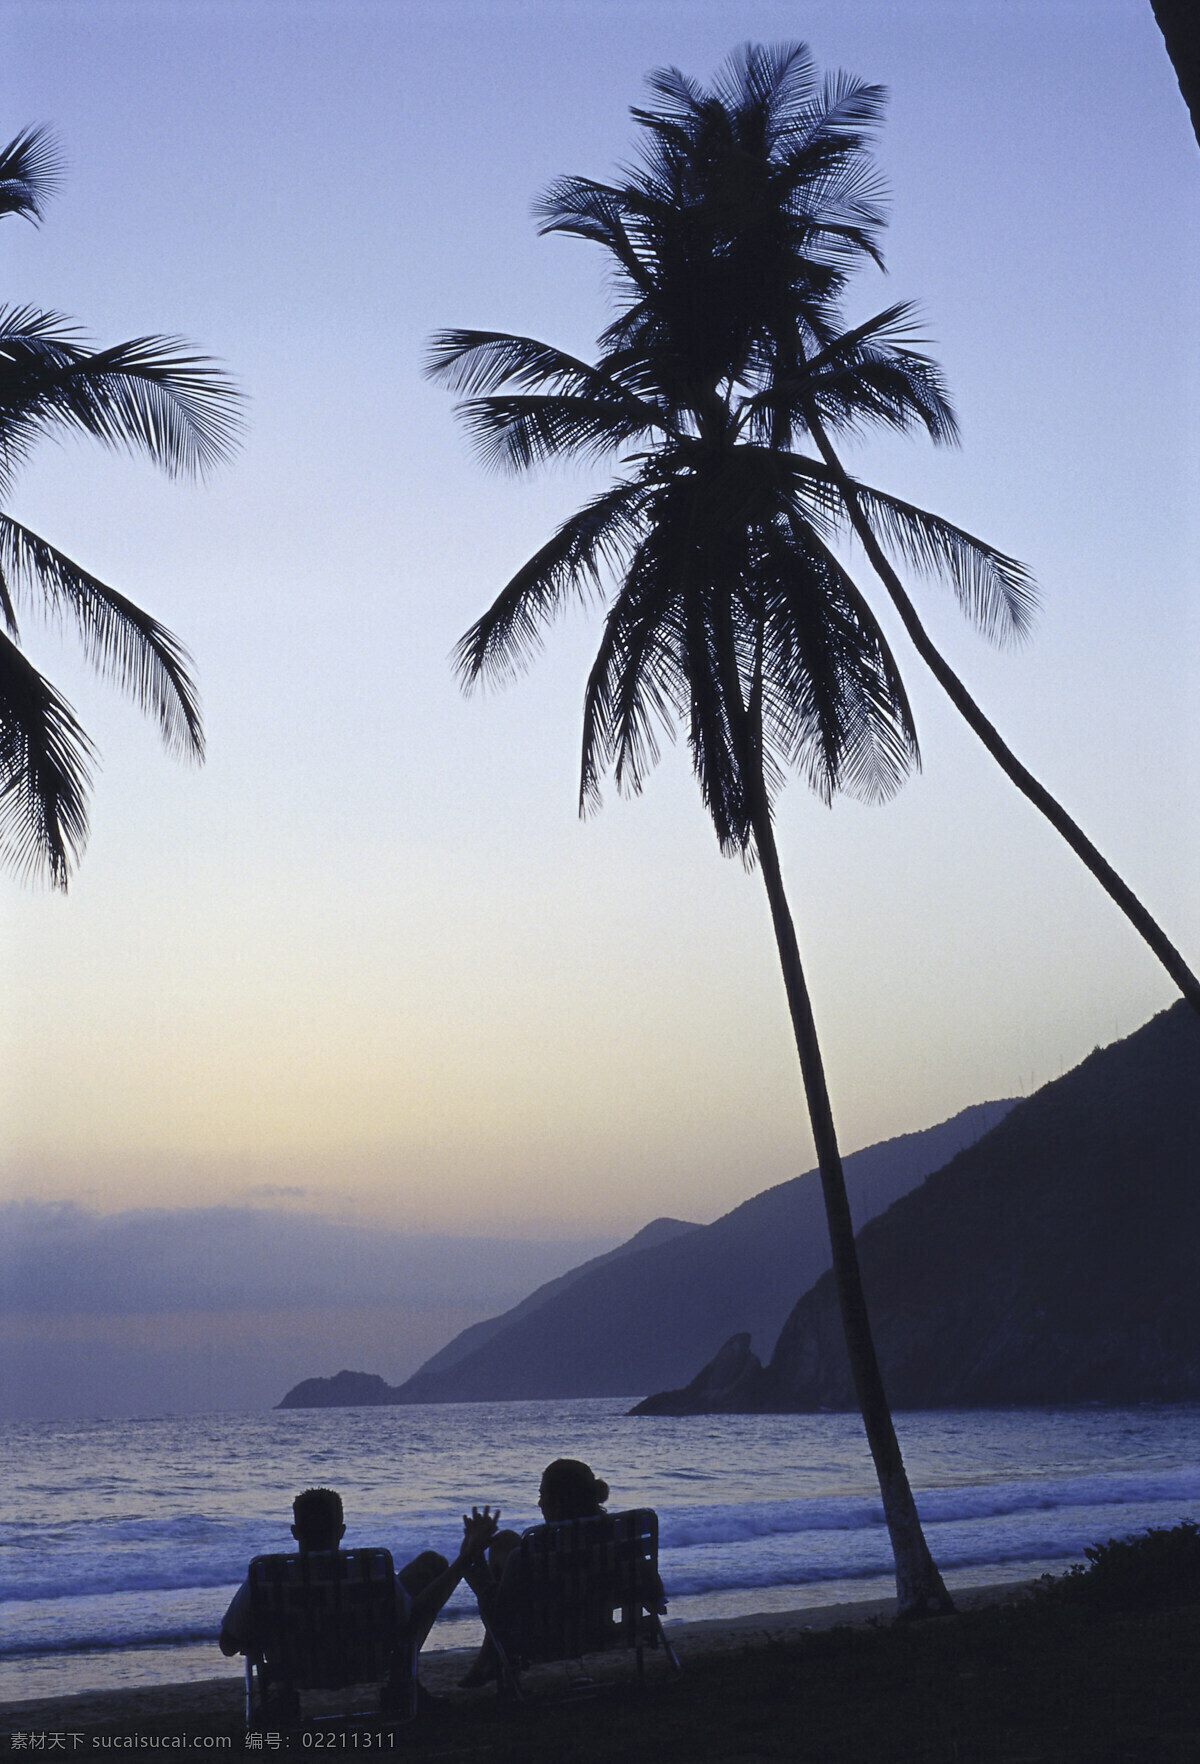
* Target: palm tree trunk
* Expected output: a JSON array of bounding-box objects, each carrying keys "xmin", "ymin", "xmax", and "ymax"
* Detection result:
[
  {"xmin": 1150, "ymin": 0, "xmax": 1200, "ymax": 152},
  {"xmin": 749, "ymin": 796, "xmax": 954, "ymax": 1618},
  {"xmin": 713, "ymin": 609, "xmax": 953, "ymax": 1618},
  {"xmin": 802, "ymin": 404, "xmax": 1200, "ymax": 1018}
]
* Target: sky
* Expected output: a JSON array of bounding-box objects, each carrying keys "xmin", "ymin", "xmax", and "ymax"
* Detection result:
[{"xmin": 1, "ymin": 1, "xmax": 1196, "ymax": 1415}]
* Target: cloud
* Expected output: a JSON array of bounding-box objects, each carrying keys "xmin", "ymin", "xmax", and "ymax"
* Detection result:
[
  {"xmin": 0, "ymin": 1201, "xmax": 611, "ymax": 1317},
  {"xmin": 0, "ymin": 1203, "xmax": 616, "ymax": 1419}
]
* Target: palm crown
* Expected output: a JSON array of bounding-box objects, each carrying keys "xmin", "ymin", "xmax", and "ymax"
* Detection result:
[
  {"xmin": 0, "ymin": 125, "xmax": 239, "ymax": 887},
  {"xmin": 429, "ymin": 44, "xmax": 1034, "ymax": 858}
]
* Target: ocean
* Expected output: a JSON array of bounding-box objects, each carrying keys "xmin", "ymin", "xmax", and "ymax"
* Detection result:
[{"xmin": 3, "ymin": 1398, "xmax": 1199, "ymax": 1707}]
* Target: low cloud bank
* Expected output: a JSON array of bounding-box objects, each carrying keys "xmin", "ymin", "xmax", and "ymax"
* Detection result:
[
  {"xmin": 0, "ymin": 1201, "xmax": 609, "ymax": 1314},
  {"xmin": 0, "ymin": 1203, "xmax": 614, "ymax": 1419}
]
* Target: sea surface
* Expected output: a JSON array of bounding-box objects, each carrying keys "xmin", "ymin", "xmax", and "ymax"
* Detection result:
[{"xmin": 2, "ymin": 1399, "xmax": 1199, "ymax": 1706}]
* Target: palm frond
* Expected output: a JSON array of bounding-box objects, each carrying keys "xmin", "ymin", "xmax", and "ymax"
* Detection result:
[
  {"xmin": 810, "ymin": 342, "xmax": 958, "ymax": 448},
  {"xmin": 0, "ymin": 126, "xmax": 62, "ymax": 224},
  {"xmin": 780, "ymin": 154, "xmax": 889, "ymax": 270},
  {"xmin": 426, "ymin": 329, "xmax": 614, "ymax": 398},
  {"xmin": 455, "ymin": 482, "xmax": 648, "ymax": 686},
  {"xmin": 38, "ymin": 335, "xmax": 239, "ymax": 476},
  {"xmin": 0, "ymin": 309, "xmax": 241, "ymax": 477},
  {"xmin": 727, "ymin": 40, "xmax": 820, "ymax": 136},
  {"xmin": 0, "ymin": 517, "xmax": 204, "ymax": 757},
  {"xmin": 579, "ymin": 540, "xmax": 685, "ymax": 812},
  {"xmin": 759, "ymin": 515, "xmax": 918, "ymax": 804},
  {"xmin": 0, "ymin": 551, "xmax": 19, "ymax": 636},
  {"xmin": 686, "ymin": 604, "xmax": 750, "ymax": 853},
  {"xmin": 426, "ymin": 330, "xmax": 673, "ymax": 470},
  {"xmin": 534, "ymin": 181, "xmax": 657, "ymax": 297},
  {"xmin": 800, "ymin": 302, "xmax": 922, "ymax": 377},
  {"xmin": 0, "ymin": 630, "xmax": 93, "ymax": 888},
  {"xmin": 745, "ymin": 305, "xmax": 958, "ymax": 448},
  {"xmin": 848, "ymin": 481, "xmax": 1038, "ymax": 643},
  {"xmin": 455, "ymin": 394, "xmax": 659, "ymax": 473},
  {"xmin": 639, "ymin": 61, "xmax": 716, "ymax": 126},
  {"xmin": 0, "ymin": 306, "xmax": 88, "ymax": 491},
  {"xmin": 671, "ymin": 519, "xmax": 756, "ymax": 854},
  {"xmin": 798, "ymin": 68, "xmax": 888, "ymax": 146}
]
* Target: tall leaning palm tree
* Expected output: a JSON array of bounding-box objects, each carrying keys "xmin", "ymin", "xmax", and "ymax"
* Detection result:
[
  {"xmin": 533, "ymin": 51, "xmax": 1200, "ymax": 1017},
  {"xmin": 0, "ymin": 126, "xmax": 240, "ymax": 887},
  {"xmin": 432, "ymin": 41, "xmax": 1196, "ymax": 1615},
  {"xmin": 431, "ymin": 43, "xmax": 967, "ymax": 1616}
]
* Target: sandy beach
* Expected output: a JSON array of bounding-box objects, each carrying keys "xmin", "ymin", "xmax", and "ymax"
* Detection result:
[
  {"xmin": 6, "ymin": 1579, "xmax": 1200, "ymax": 1762},
  {"xmin": 1, "ymin": 1581, "xmax": 1030, "ymax": 1733}
]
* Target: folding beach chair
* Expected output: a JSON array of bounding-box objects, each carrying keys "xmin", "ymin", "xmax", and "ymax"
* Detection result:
[
  {"xmin": 242, "ymin": 1547, "xmax": 417, "ymax": 1727},
  {"xmin": 482, "ymin": 1509, "xmax": 681, "ymax": 1700}
]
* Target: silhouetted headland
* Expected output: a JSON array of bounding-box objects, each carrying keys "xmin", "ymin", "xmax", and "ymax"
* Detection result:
[{"xmin": 635, "ymin": 1002, "xmax": 1200, "ymax": 1413}]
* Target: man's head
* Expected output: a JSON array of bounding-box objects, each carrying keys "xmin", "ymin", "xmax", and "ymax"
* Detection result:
[{"xmin": 291, "ymin": 1486, "xmax": 345, "ymax": 1552}]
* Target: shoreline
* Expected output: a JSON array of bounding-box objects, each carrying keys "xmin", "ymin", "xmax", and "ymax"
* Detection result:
[{"xmin": 1, "ymin": 1579, "xmax": 1036, "ymax": 1731}]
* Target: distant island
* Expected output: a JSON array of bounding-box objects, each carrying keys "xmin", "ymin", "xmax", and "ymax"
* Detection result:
[{"xmin": 277, "ymin": 1369, "xmax": 400, "ymax": 1409}]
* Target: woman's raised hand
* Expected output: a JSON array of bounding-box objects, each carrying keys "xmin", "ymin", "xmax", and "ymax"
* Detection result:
[{"xmin": 460, "ymin": 1504, "xmax": 501, "ymax": 1560}]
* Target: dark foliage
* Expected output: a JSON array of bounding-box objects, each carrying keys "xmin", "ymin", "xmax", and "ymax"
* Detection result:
[
  {"xmin": 0, "ymin": 128, "xmax": 239, "ymax": 887},
  {"xmin": 1039, "ymin": 1521, "xmax": 1200, "ymax": 1613}
]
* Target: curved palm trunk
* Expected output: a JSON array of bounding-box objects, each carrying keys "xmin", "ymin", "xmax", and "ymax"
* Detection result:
[
  {"xmin": 749, "ymin": 798, "xmax": 953, "ymax": 1618},
  {"xmin": 713, "ymin": 616, "xmax": 953, "ymax": 1618},
  {"xmin": 803, "ymin": 406, "xmax": 1200, "ymax": 1018}
]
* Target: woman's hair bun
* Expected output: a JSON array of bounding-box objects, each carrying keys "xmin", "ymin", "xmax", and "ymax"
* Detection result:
[{"xmin": 593, "ymin": 1477, "xmax": 610, "ymax": 1503}]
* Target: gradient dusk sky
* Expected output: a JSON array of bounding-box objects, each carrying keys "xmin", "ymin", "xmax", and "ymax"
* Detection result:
[{"xmin": 2, "ymin": 0, "xmax": 1196, "ymax": 1263}]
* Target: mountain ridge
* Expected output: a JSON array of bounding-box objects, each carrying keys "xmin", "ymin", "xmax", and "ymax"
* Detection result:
[
  {"xmin": 411, "ymin": 1216, "xmax": 699, "ymax": 1381},
  {"xmin": 634, "ymin": 1003, "xmax": 1200, "ymax": 1414},
  {"xmin": 278, "ymin": 1098, "xmax": 1013, "ymax": 1407}
]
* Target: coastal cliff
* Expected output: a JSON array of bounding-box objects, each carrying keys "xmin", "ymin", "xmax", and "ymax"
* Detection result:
[
  {"xmin": 634, "ymin": 1003, "xmax": 1200, "ymax": 1414},
  {"xmin": 278, "ymin": 1101, "xmax": 1011, "ymax": 1407}
]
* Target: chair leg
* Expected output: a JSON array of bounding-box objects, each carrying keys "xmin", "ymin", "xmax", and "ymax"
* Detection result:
[
  {"xmin": 654, "ymin": 1616, "xmax": 682, "ymax": 1675},
  {"xmin": 480, "ymin": 1622, "xmax": 523, "ymax": 1703},
  {"xmin": 379, "ymin": 1640, "xmax": 419, "ymax": 1724},
  {"xmin": 494, "ymin": 1657, "xmax": 524, "ymax": 1703},
  {"xmin": 246, "ymin": 1659, "xmax": 277, "ymax": 1726}
]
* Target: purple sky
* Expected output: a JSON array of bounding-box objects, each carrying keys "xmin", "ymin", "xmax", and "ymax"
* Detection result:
[{"xmin": 1, "ymin": 2, "xmax": 1196, "ymax": 1412}]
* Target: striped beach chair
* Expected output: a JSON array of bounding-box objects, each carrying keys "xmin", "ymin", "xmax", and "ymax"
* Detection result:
[
  {"xmin": 483, "ymin": 1509, "xmax": 680, "ymax": 1699},
  {"xmin": 243, "ymin": 1547, "xmax": 416, "ymax": 1726}
]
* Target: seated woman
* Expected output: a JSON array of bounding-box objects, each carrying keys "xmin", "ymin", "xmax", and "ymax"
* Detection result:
[{"xmin": 460, "ymin": 1458, "xmax": 662, "ymax": 1686}]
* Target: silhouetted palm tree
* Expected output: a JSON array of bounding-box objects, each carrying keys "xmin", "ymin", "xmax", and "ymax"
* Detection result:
[
  {"xmin": 431, "ymin": 43, "xmax": 965, "ymax": 1616},
  {"xmin": 433, "ymin": 39, "xmax": 1198, "ymax": 1612},
  {"xmin": 536, "ymin": 51, "xmax": 1200, "ymax": 1015},
  {"xmin": 0, "ymin": 126, "xmax": 239, "ymax": 887}
]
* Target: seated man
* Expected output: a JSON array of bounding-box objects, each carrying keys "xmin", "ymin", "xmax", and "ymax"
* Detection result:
[{"xmin": 220, "ymin": 1486, "xmax": 498, "ymax": 1688}]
